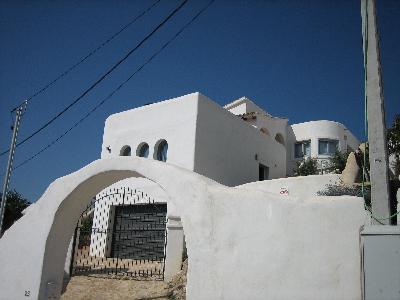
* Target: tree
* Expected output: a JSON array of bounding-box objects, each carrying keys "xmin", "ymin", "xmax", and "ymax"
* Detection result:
[
  {"xmin": 294, "ymin": 157, "xmax": 318, "ymax": 176},
  {"xmin": 388, "ymin": 114, "xmax": 400, "ymax": 177},
  {"xmin": 327, "ymin": 150, "xmax": 350, "ymax": 174},
  {"xmin": 0, "ymin": 190, "xmax": 30, "ymax": 234}
]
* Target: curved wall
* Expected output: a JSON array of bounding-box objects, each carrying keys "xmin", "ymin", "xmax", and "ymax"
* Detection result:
[
  {"xmin": 287, "ymin": 120, "xmax": 360, "ymax": 175},
  {"xmin": 0, "ymin": 157, "xmax": 367, "ymax": 300}
]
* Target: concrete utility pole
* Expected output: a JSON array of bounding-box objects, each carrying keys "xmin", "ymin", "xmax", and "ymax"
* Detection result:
[
  {"xmin": 361, "ymin": 0, "xmax": 391, "ymax": 224},
  {"xmin": 0, "ymin": 101, "xmax": 27, "ymax": 234}
]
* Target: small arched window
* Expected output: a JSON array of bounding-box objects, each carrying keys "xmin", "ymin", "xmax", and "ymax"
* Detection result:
[
  {"xmin": 260, "ymin": 127, "xmax": 270, "ymax": 136},
  {"xmin": 154, "ymin": 140, "xmax": 168, "ymax": 162},
  {"xmin": 120, "ymin": 145, "xmax": 131, "ymax": 156},
  {"xmin": 275, "ymin": 133, "xmax": 285, "ymax": 146},
  {"xmin": 136, "ymin": 143, "xmax": 149, "ymax": 158}
]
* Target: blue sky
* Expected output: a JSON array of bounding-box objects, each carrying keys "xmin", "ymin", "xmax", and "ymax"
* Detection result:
[{"xmin": 0, "ymin": 0, "xmax": 399, "ymax": 202}]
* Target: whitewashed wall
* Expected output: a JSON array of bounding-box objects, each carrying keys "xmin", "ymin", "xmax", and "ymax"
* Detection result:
[
  {"xmin": 237, "ymin": 174, "xmax": 341, "ymax": 198},
  {"xmin": 194, "ymin": 94, "xmax": 287, "ymax": 185},
  {"xmin": 287, "ymin": 120, "xmax": 360, "ymax": 175},
  {"xmin": 224, "ymin": 97, "xmax": 268, "ymax": 116},
  {"xmin": 224, "ymin": 97, "xmax": 289, "ymax": 150},
  {"xmin": 0, "ymin": 157, "xmax": 367, "ymax": 300},
  {"xmin": 101, "ymin": 93, "xmax": 199, "ymax": 170}
]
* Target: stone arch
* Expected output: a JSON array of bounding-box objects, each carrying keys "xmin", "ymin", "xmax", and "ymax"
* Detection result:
[
  {"xmin": 0, "ymin": 157, "xmax": 208, "ymax": 299},
  {"xmin": 0, "ymin": 156, "xmax": 366, "ymax": 299}
]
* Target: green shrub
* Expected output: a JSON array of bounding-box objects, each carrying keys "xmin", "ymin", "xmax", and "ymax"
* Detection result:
[
  {"xmin": 327, "ymin": 150, "xmax": 350, "ymax": 174},
  {"xmin": 294, "ymin": 157, "xmax": 318, "ymax": 176},
  {"xmin": 317, "ymin": 184, "xmax": 371, "ymax": 208}
]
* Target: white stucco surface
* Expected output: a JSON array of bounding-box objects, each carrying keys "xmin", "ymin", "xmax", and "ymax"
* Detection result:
[
  {"xmin": 0, "ymin": 157, "xmax": 367, "ymax": 300},
  {"xmin": 164, "ymin": 216, "xmax": 184, "ymax": 281},
  {"xmin": 287, "ymin": 120, "xmax": 360, "ymax": 174},
  {"xmin": 99, "ymin": 92, "xmax": 360, "ymax": 187},
  {"xmin": 101, "ymin": 93, "xmax": 289, "ymax": 186},
  {"xmin": 101, "ymin": 93, "xmax": 199, "ymax": 170},
  {"xmin": 224, "ymin": 97, "xmax": 268, "ymax": 116},
  {"xmin": 194, "ymin": 94, "xmax": 287, "ymax": 184},
  {"xmin": 238, "ymin": 174, "xmax": 341, "ymax": 198}
]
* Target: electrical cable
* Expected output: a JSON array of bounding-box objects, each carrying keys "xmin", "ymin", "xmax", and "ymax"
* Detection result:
[
  {"xmin": 10, "ymin": 0, "xmax": 162, "ymax": 112},
  {"xmin": 0, "ymin": 0, "xmax": 189, "ymax": 158},
  {"xmin": 10, "ymin": 0, "xmax": 215, "ymax": 173}
]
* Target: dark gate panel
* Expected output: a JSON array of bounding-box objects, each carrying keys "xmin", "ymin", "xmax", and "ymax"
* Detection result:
[
  {"xmin": 70, "ymin": 188, "xmax": 167, "ymax": 280},
  {"xmin": 111, "ymin": 204, "xmax": 167, "ymax": 260}
]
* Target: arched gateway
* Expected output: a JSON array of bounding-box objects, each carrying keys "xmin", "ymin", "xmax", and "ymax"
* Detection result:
[
  {"xmin": 0, "ymin": 157, "xmax": 213, "ymax": 300},
  {"xmin": 0, "ymin": 157, "xmax": 367, "ymax": 300}
]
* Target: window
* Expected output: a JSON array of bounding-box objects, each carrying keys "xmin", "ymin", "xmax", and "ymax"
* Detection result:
[
  {"xmin": 154, "ymin": 140, "xmax": 168, "ymax": 162},
  {"xmin": 318, "ymin": 139, "xmax": 338, "ymax": 155},
  {"xmin": 136, "ymin": 143, "xmax": 149, "ymax": 158},
  {"xmin": 120, "ymin": 145, "xmax": 131, "ymax": 156},
  {"xmin": 259, "ymin": 163, "xmax": 269, "ymax": 181},
  {"xmin": 275, "ymin": 133, "xmax": 285, "ymax": 146},
  {"xmin": 294, "ymin": 140, "xmax": 311, "ymax": 158},
  {"xmin": 260, "ymin": 127, "xmax": 270, "ymax": 136}
]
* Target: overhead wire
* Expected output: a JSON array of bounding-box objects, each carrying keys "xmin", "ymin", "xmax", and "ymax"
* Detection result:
[
  {"xmin": 0, "ymin": 0, "xmax": 189, "ymax": 158},
  {"xmin": 10, "ymin": 0, "xmax": 216, "ymax": 172},
  {"xmin": 10, "ymin": 0, "xmax": 162, "ymax": 112}
]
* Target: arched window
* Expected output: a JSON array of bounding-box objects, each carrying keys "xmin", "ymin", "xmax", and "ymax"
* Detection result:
[
  {"xmin": 260, "ymin": 127, "xmax": 270, "ymax": 136},
  {"xmin": 154, "ymin": 140, "xmax": 168, "ymax": 162},
  {"xmin": 275, "ymin": 133, "xmax": 285, "ymax": 146},
  {"xmin": 136, "ymin": 143, "xmax": 149, "ymax": 158},
  {"xmin": 120, "ymin": 145, "xmax": 131, "ymax": 156}
]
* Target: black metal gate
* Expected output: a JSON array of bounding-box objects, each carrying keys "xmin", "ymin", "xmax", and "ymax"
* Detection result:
[{"xmin": 70, "ymin": 188, "xmax": 167, "ymax": 280}]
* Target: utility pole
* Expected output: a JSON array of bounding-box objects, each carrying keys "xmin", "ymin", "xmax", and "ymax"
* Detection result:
[
  {"xmin": 361, "ymin": 0, "xmax": 391, "ymax": 224},
  {"xmin": 0, "ymin": 100, "xmax": 27, "ymax": 234}
]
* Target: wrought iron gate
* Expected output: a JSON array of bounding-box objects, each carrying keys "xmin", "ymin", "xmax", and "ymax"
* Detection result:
[{"xmin": 70, "ymin": 188, "xmax": 167, "ymax": 280}]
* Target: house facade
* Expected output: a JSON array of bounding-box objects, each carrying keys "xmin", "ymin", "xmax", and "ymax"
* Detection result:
[{"xmin": 89, "ymin": 92, "xmax": 359, "ymax": 267}]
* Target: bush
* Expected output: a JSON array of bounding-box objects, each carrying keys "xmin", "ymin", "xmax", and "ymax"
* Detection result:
[
  {"xmin": 388, "ymin": 114, "xmax": 400, "ymax": 178},
  {"xmin": 0, "ymin": 190, "xmax": 30, "ymax": 235},
  {"xmin": 294, "ymin": 157, "xmax": 318, "ymax": 176},
  {"xmin": 327, "ymin": 150, "xmax": 350, "ymax": 174},
  {"xmin": 78, "ymin": 214, "xmax": 93, "ymax": 247},
  {"xmin": 317, "ymin": 184, "xmax": 371, "ymax": 208}
]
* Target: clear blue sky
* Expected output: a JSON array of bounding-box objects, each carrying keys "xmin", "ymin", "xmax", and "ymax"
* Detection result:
[{"xmin": 0, "ymin": 0, "xmax": 399, "ymax": 202}]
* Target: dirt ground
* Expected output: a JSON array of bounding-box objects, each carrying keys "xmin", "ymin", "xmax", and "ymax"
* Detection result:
[
  {"xmin": 61, "ymin": 276, "xmax": 171, "ymax": 300},
  {"xmin": 61, "ymin": 260, "xmax": 187, "ymax": 300}
]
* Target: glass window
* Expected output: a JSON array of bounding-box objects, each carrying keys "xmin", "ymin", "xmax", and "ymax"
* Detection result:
[
  {"xmin": 294, "ymin": 140, "xmax": 311, "ymax": 158},
  {"xmin": 304, "ymin": 141, "xmax": 311, "ymax": 156},
  {"xmin": 318, "ymin": 139, "xmax": 338, "ymax": 155},
  {"xmin": 155, "ymin": 140, "xmax": 168, "ymax": 162},
  {"xmin": 120, "ymin": 146, "xmax": 131, "ymax": 156},
  {"xmin": 137, "ymin": 143, "xmax": 149, "ymax": 158}
]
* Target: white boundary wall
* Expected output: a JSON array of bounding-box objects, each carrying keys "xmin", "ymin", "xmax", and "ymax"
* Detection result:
[
  {"xmin": 0, "ymin": 158, "xmax": 367, "ymax": 299},
  {"xmin": 237, "ymin": 174, "xmax": 342, "ymax": 198}
]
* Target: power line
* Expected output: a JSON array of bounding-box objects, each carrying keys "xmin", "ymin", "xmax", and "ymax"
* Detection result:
[
  {"xmin": 10, "ymin": 0, "xmax": 162, "ymax": 113},
  {"xmin": 11, "ymin": 0, "xmax": 215, "ymax": 173},
  {"xmin": 0, "ymin": 0, "xmax": 189, "ymax": 158}
]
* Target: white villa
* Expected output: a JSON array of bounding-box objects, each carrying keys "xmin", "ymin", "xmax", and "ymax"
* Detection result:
[
  {"xmin": 1, "ymin": 92, "xmax": 376, "ymax": 300},
  {"xmin": 102, "ymin": 92, "xmax": 359, "ymax": 181},
  {"xmin": 89, "ymin": 92, "xmax": 360, "ymax": 268}
]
